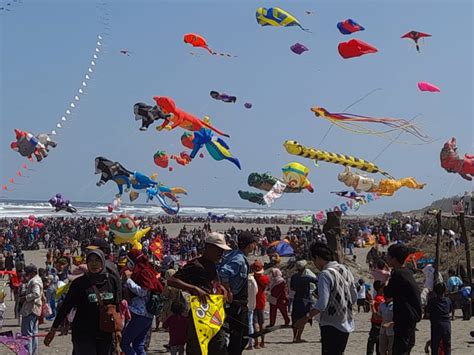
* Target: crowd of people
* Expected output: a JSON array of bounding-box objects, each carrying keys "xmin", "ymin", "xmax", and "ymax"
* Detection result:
[{"xmin": 0, "ymin": 214, "xmax": 472, "ymax": 355}]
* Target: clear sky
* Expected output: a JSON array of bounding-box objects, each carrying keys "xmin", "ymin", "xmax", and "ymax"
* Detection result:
[{"xmin": 1, "ymin": 0, "xmax": 473, "ymax": 213}]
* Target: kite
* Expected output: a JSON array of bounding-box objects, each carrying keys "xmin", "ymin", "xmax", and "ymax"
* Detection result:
[
  {"xmin": 48, "ymin": 193, "xmax": 77, "ymax": 213},
  {"xmin": 183, "ymin": 33, "xmax": 236, "ymax": 57},
  {"xmin": 337, "ymin": 19, "xmax": 365, "ymax": 35},
  {"xmin": 338, "ymin": 167, "xmax": 425, "ymax": 196},
  {"xmin": 331, "ymin": 190, "xmax": 366, "ymax": 202},
  {"xmin": 256, "ymin": 7, "xmax": 310, "ymax": 32},
  {"xmin": 290, "ymin": 43, "xmax": 308, "ymax": 55},
  {"xmin": 440, "ymin": 137, "xmax": 474, "ymax": 181},
  {"xmin": 210, "ymin": 91, "xmax": 236, "ymax": 103},
  {"xmin": 109, "ymin": 214, "xmax": 150, "ymax": 250},
  {"xmin": 181, "ymin": 132, "xmax": 195, "ymax": 150},
  {"xmin": 10, "ymin": 129, "xmax": 57, "ymax": 162},
  {"xmin": 149, "ymin": 235, "xmax": 164, "ymax": 260},
  {"xmin": 128, "ymin": 171, "xmax": 158, "ymax": 202},
  {"xmin": 401, "ymin": 31, "xmax": 431, "ymax": 52},
  {"xmin": 283, "ymin": 140, "xmax": 394, "ymax": 178},
  {"xmin": 119, "ymin": 49, "xmax": 132, "ymax": 56},
  {"xmin": 207, "ymin": 212, "xmax": 226, "ymax": 222},
  {"xmin": 338, "ymin": 39, "xmax": 377, "ymax": 59},
  {"xmin": 107, "ymin": 197, "xmax": 122, "ymax": 213},
  {"xmin": 187, "ymin": 128, "xmax": 241, "ymax": 170},
  {"xmin": 153, "ymin": 151, "xmax": 169, "ymax": 168},
  {"xmin": 239, "ymin": 162, "xmax": 313, "ymax": 206},
  {"xmin": 311, "ymin": 106, "xmax": 431, "ymax": 142},
  {"xmin": 244, "ymin": 103, "xmax": 252, "ymax": 109},
  {"xmin": 171, "ymin": 151, "xmax": 192, "ymax": 166},
  {"xmin": 134, "ymin": 102, "xmax": 173, "ymax": 131},
  {"xmin": 153, "ymin": 96, "xmax": 230, "ymax": 137},
  {"xmin": 305, "ymin": 11, "xmax": 315, "ymax": 15},
  {"xmin": 21, "ymin": 215, "xmax": 44, "ymax": 229},
  {"xmin": 146, "ymin": 185, "xmax": 186, "ymax": 215},
  {"xmin": 417, "ymin": 82, "xmax": 440, "ymax": 92},
  {"xmin": 190, "ymin": 295, "xmax": 225, "ymax": 355},
  {"xmin": 94, "ymin": 157, "xmax": 133, "ymax": 197}
]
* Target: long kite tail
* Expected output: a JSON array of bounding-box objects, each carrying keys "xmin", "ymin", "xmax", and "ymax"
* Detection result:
[{"xmin": 201, "ymin": 121, "xmax": 230, "ymax": 138}]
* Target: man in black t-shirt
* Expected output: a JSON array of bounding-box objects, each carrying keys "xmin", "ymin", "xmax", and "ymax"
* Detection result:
[
  {"xmin": 384, "ymin": 244, "xmax": 422, "ymax": 355},
  {"xmin": 168, "ymin": 232, "xmax": 231, "ymax": 355}
]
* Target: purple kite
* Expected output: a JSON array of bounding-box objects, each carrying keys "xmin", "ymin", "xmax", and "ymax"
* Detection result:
[
  {"xmin": 337, "ymin": 19, "xmax": 365, "ymax": 35},
  {"xmin": 290, "ymin": 43, "xmax": 309, "ymax": 55},
  {"xmin": 210, "ymin": 91, "xmax": 237, "ymax": 103},
  {"xmin": 244, "ymin": 103, "xmax": 252, "ymax": 109}
]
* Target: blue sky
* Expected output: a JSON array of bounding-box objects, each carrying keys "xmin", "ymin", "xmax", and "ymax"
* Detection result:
[{"xmin": 1, "ymin": 0, "xmax": 473, "ymax": 213}]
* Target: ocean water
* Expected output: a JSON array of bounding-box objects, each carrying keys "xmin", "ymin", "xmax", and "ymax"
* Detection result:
[{"xmin": 0, "ymin": 199, "xmax": 315, "ymax": 219}]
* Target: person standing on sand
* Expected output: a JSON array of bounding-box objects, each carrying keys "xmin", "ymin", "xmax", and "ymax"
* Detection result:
[
  {"xmin": 268, "ymin": 267, "xmax": 290, "ymax": 327},
  {"xmin": 219, "ymin": 231, "xmax": 257, "ymax": 355},
  {"xmin": 384, "ymin": 244, "xmax": 422, "ymax": 355},
  {"xmin": 252, "ymin": 260, "xmax": 269, "ymax": 349},
  {"xmin": 294, "ymin": 243, "xmax": 357, "ymax": 354},
  {"xmin": 167, "ymin": 232, "xmax": 230, "ymax": 355}
]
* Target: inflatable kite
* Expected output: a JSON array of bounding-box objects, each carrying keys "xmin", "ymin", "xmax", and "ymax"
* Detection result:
[
  {"xmin": 95, "ymin": 157, "xmax": 133, "ymax": 197},
  {"xmin": 210, "ymin": 91, "xmax": 236, "ymax": 103},
  {"xmin": 10, "ymin": 129, "xmax": 57, "ymax": 162},
  {"xmin": 109, "ymin": 214, "xmax": 150, "ymax": 250},
  {"xmin": 171, "ymin": 151, "xmax": 192, "ymax": 166},
  {"xmin": 21, "ymin": 215, "xmax": 44, "ymax": 229},
  {"xmin": 290, "ymin": 43, "xmax": 308, "ymax": 55},
  {"xmin": 183, "ymin": 33, "xmax": 236, "ymax": 57},
  {"xmin": 146, "ymin": 185, "xmax": 187, "ymax": 215},
  {"xmin": 190, "ymin": 295, "xmax": 225, "ymax": 355},
  {"xmin": 238, "ymin": 163, "xmax": 313, "ymax": 206},
  {"xmin": 311, "ymin": 106, "xmax": 431, "ymax": 142},
  {"xmin": 337, "ymin": 19, "xmax": 365, "ymax": 35},
  {"xmin": 208, "ymin": 212, "xmax": 226, "ymax": 222},
  {"xmin": 331, "ymin": 190, "xmax": 365, "ymax": 202},
  {"xmin": 244, "ymin": 103, "xmax": 252, "ymax": 109},
  {"xmin": 440, "ymin": 137, "xmax": 474, "ymax": 181},
  {"xmin": 128, "ymin": 171, "xmax": 158, "ymax": 202},
  {"xmin": 153, "ymin": 96, "xmax": 230, "ymax": 137},
  {"xmin": 256, "ymin": 7, "xmax": 310, "ymax": 32},
  {"xmin": 338, "ymin": 167, "xmax": 426, "ymax": 196},
  {"xmin": 283, "ymin": 140, "xmax": 393, "ymax": 178},
  {"xmin": 338, "ymin": 39, "xmax": 378, "ymax": 59},
  {"xmin": 153, "ymin": 151, "xmax": 169, "ymax": 168},
  {"xmin": 48, "ymin": 193, "xmax": 77, "ymax": 213},
  {"xmin": 107, "ymin": 197, "xmax": 122, "ymax": 213},
  {"xmin": 187, "ymin": 128, "xmax": 241, "ymax": 169},
  {"xmin": 134, "ymin": 102, "xmax": 173, "ymax": 131},
  {"xmin": 417, "ymin": 82, "xmax": 440, "ymax": 92},
  {"xmin": 401, "ymin": 31, "xmax": 431, "ymax": 52}
]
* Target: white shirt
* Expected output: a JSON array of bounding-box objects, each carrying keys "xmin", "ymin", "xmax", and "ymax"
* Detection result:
[
  {"xmin": 247, "ymin": 274, "xmax": 258, "ymax": 311},
  {"xmin": 357, "ymin": 285, "xmax": 366, "ymax": 299},
  {"xmin": 422, "ymin": 264, "xmax": 435, "ymax": 290}
]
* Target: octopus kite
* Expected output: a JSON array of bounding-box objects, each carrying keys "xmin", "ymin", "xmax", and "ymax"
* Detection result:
[
  {"xmin": 153, "ymin": 96, "xmax": 230, "ymax": 137},
  {"xmin": 440, "ymin": 137, "xmax": 474, "ymax": 181},
  {"xmin": 311, "ymin": 106, "xmax": 431, "ymax": 142},
  {"xmin": 338, "ymin": 167, "xmax": 426, "ymax": 196},
  {"xmin": 283, "ymin": 140, "xmax": 393, "ymax": 178}
]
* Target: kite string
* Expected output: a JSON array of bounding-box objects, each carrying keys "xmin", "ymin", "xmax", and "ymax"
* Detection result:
[{"xmin": 315, "ymin": 88, "xmax": 382, "ymax": 149}]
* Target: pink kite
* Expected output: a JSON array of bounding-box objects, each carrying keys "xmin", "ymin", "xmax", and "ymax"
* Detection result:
[
  {"xmin": 338, "ymin": 39, "xmax": 378, "ymax": 59},
  {"xmin": 417, "ymin": 81, "xmax": 440, "ymax": 92}
]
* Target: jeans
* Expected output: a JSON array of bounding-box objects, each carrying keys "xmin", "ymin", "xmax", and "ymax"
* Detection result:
[
  {"xmin": 248, "ymin": 310, "xmax": 255, "ymax": 347},
  {"xmin": 72, "ymin": 338, "xmax": 112, "ymax": 355},
  {"xmin": 379, "ymin": 333, "xmax": 394, "ymax": 355},
  {"xmin": 431, "ymin": 322, "xmax": 451, "ymax": 355},
  {"xmin": 320, "ymin": 325, "xmax": 349, "ymax": 355},
  {"xmin": 121, "ymin": 313, "xmax": 153, "ymax": 355},
  {"xmin": 227, "ymin": 303, "xmax": 248, "ymax": 355},
  {"xmin": 21, "ymin": 313, "xmax": 38, "ymax": 355}
]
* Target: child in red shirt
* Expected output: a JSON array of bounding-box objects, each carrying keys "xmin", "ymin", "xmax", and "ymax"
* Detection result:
[
  {"xmin": 252, "ymin": 260, "xmax": 269, "ymax": 349},
  {"xmin": 367, "ymin": 281, "xmax": 385, "ymax": 355},
  {"xmin": 163, "ymin": 302, "xmax": 188, "ymax": 355}
]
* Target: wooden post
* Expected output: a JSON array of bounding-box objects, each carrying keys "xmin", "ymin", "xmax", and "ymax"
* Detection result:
[
  {"xmin": 459, "ymin": 212, "xmax": 472, "ymax": 286},
  {"xmin": 434, "ymin": 211, "xmax": 442, "ymax": 276}
]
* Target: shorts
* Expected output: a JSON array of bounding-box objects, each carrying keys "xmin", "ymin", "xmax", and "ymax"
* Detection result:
[
  {"xmin": 357, "ymin": 298, "xmax": 366, "ymax": 306},
  {"xmin": 254, "ymin": 309, "xmax": 264, "ymax": 325}
]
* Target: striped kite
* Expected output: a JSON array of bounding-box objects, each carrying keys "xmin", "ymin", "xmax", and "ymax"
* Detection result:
[
  {"xmin": 310, "ymin": 106, "xmax": 432, "ymax": 142},
  {"xmin": 256, "ymin": 7, "xmax": 310, "ymax": 32},
  {"xmin": 283, "ymin": 140, "xmax": 393, "ymax": 178}
]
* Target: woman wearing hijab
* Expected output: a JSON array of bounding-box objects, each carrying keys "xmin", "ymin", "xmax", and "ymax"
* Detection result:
[
  {"xmin": 269, "ymin": 268, "xmax": 290, "ymax": 327},
  {"xmin": 121, "ymin": 249, "xmax": 163, "ymax": 355},
  {"xmin": 44, "ymin": 249, "xmax": 121, "ymax": 355}
]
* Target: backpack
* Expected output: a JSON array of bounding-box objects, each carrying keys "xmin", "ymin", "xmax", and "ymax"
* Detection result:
[{"xmin": 146, "ymin": 292, "xmax": 164, "ymax": 316}]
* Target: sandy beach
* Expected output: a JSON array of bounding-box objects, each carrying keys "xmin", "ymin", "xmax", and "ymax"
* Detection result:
[{"xmin": 1, "ymin": 222, "xmax": 473, "ymax": 354}]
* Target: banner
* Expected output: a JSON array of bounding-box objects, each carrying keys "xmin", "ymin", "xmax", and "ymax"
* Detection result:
[{"xmin": 313, "ymin": 193, "xmax": 380, "ymax": 222}]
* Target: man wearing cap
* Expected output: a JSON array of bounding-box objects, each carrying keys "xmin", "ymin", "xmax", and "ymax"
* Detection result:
[
  {"xmin": 19, "ymin": 264, "xmax": 43, "ymax": 355},
  {"xmin": 219, "ymin": 231, "xmax": 258, "ymax": 355},
  {"xmin": 88, "ymin": 237, "xmax": 122, "ymax": 300},
  {"xmin": 167, "ymin": 232, "xmax": 231, "ymax": 355}
]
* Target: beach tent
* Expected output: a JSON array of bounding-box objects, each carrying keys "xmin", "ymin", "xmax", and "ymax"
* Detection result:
[{"xmin": 275, "ymin": 240, "xmax": 294, "ymax": 256}]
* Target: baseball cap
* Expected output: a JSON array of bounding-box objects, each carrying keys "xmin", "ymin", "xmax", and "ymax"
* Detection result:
[{"xmin": 205, "ymin": 232, "xmax": 231, "ymax": 251}]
